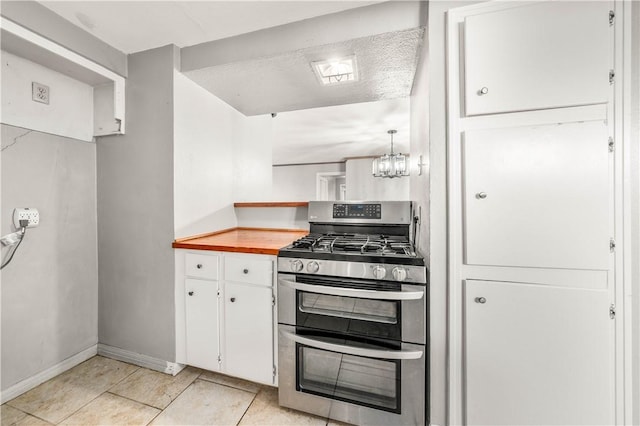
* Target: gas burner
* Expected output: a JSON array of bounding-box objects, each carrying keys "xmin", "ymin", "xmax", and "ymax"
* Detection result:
[{"xmin": 285, "ymin": 233, "xmax": 418, "ymax": 259}]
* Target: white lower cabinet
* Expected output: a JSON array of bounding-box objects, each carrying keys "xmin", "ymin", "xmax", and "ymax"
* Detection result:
[
  {"xmin": 185, "ymin": 278, "xmax": 220, "ymax": 371},
  {"xmin": 223, "ymin": 281, "xmax": 273, "ymax": 384},
  {"xmin": 182, "ymin": 251, "xmax": 276, "ymax": 385}
]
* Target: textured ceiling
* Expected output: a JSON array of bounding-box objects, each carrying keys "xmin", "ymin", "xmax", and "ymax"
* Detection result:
[
  {"xmin": 38, "ymin": 1, "xmax": 383, "ymax": 54},
  {"xmin": 184, "ymin": 28, "xmax": 424, "ymax": 116},
  {"xmin": 272, "ymin": 97, "xmax": 410, "ymax": 165}
]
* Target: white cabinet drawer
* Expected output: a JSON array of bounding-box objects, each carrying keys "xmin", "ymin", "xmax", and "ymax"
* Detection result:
[
  {"xmin": 224, "ymin": 255, "xmax": 273, "ymax": 286},
  {"xmin": 185, "ymin": 253, "xmax": 219, "ymax": 280}
]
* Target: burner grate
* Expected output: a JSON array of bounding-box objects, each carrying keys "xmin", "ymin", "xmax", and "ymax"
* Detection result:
[{"xmin": 286, "ymin": 233, "xmax": 417, "ymax": 258}]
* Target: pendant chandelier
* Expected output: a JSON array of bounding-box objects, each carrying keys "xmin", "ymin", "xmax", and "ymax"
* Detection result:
[{"xmin": 372, "ymin": 130, "xmax": 409, "ymax": 178}]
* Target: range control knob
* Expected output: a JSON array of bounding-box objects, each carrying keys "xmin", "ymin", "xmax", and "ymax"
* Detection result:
[
  {"xmin": 372, "ymin": 265, "xmax": 387, "ymax": 280},
  {"xmin": 307, "ymin": 261, "xmax": 320, "ymax": 273},
  {"xmin": 291, "ymin": 259, "xmax": 304, "ymax": 272},
  {"xmin": 392, "ymin": 267, "xmax": 408, "ymax": 282}
]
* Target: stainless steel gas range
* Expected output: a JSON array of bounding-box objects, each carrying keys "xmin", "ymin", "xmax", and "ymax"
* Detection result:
[{"xmin": 277, "ymin": 201, "xmax": 428, "ymax": 426}]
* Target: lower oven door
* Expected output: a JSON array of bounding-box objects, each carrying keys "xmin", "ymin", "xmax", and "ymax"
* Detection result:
[
  {"xmin": 278, "ymin": 273, "xmax": 426, "ymax": 345},
  {"xmin": 278, "ymin": 324, "xmax": 425, "ymax": 426}
]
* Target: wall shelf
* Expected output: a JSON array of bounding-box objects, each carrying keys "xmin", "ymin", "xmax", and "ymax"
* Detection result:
[
  {"xmin": 1, "ymin": 16, "xmax": 125, "ymax": 137},
  {"xmin": 234, "ymin": 202, "xmax": 309, "ymax": 208}
]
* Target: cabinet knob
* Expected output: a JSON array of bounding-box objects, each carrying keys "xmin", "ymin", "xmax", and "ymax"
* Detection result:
[
  {"xmin": 230, "ymin": 297, "xmax": 236, "ymax": 302},
  {"xmin": 196, "ymin": 264, "xmax": 203, "ymax": 269},
  {"xmin": 475, "ymin": 297, "xmax": 487, "ymax": 304},
  {"xmin": 475, "ymin": 192, "xmax": 487, "ymax": 199},
  {"xmin": 188, "ymin": 291, "xmax": 194, "ymax": 296},
  {"xmin": 243, "ymin": 268, "xmax": 249, "ymax": 274},
  {"xmin": 479, "ymin": 87, "xmax": 489, "ymax": 95}
]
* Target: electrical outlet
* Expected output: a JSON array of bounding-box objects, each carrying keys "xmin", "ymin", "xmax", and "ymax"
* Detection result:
[
  {"xmin": 32, "ymin": 82, "xmax": 50, "ymax": 104},
  {"xmin": 13, "ymin": 208, "xmax": 40, "ymax": 228}
]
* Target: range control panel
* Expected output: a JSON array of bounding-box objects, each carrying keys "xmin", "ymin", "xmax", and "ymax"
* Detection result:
[{"xmin": 333, "ymin": 203, "xmax": 381, "ymax": 219}]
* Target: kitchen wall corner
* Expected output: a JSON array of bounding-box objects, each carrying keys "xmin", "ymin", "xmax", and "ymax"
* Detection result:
[{"xmin": 96, "ymin": 45, "xmax": 178, "ymax": 363}]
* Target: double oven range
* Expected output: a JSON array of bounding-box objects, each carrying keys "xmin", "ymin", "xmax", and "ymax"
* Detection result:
[{"xmin": 277, "ymin": 201, "xmax": 428, "ymax": 425}]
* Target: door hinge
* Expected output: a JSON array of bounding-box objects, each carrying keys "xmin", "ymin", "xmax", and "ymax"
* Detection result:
[
  {"xmin": 609, "ymin": 304, "xmax": 616, "ymax": 319},
  {"xmin": 217, "ymin": 289, "xmax": 221, "ymax": 298},
  {"xmin": 272, "ymin": 294, "xmax": 276, "ymax": 306},
  {"xmin": 609, "ymin": 69, "xmax": 615, "ymax": 84},
  {"xmin": 609, "ymin": 10, "xmax": 615, "ymax": 26},
  {"xmin": 272, "ymin": 365, "xmax": 277, "ymax": 379},
  {"xmin": 608, "ymin": 137, "xmax": 615, "ymax": 152},
  {"xmin": 610, "ymin": 238, "xmax": 616, "ymax": 252},
  {"xmin": 217, "ymin": 354, "xmax": 222, "ymax": 364}
]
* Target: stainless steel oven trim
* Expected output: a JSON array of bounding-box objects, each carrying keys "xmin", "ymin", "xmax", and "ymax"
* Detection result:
[
  {"xmin": 278, "ymin": 324, "xmax": 425, "ymax": 426},
  {"xmin": 280, "ymin": 330, "xmax": 423, "ymax": 360},
  {"xmin": 277, "ymin": 258, "xmax": 427, "ymax": 284},
  {"xmin": 278, "ymin": 273, "xmax": 426, "ymax": 345},
  {"xmin": 279, "ymin": 279, "xmax": 424, "ymax": 301}
]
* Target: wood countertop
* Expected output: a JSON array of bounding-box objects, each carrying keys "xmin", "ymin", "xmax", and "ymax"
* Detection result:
[{"xmin": 172, "ymin": 227, "xmax": 309, "ymax": 255}]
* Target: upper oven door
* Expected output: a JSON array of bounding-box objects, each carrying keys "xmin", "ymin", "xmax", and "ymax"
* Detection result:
[{"xmin": 278, "ymin": 273, "xmax": 426, "ymax": 345}]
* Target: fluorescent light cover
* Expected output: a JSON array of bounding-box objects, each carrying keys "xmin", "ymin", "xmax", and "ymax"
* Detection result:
[{"xmin": 312, "ymin": 56, "xmax": 358, "ymax": 85}]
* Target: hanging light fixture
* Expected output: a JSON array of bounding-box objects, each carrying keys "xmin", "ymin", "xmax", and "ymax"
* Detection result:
[{"xmin": 372, "ymin": 130, "xmax": 409, "ymax": 178}]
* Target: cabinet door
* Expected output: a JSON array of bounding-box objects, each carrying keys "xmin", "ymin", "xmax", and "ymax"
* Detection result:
[
  {"xmin": 223, "ymin": 281, "xmax": 273, "ymax": 384},
  {"xmin": 465, "ymin": 280, "xmax": 613, "ymax": 425},
  {"xmin": 463, "ymin": 121, "xmax": 610, "ymax": 271},
  {"xmin": 464, "ymin": 1, "xmax": 611, "ymax": 116},
  {"xmin": 185, "ymin": 279, "xmax": 219, "ymax": 371}
]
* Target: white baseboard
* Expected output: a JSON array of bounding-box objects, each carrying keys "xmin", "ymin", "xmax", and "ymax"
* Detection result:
[
  {"xmin": 0, "ymin": 344, "xmax": 98, "ymax": 404},
  {"xmin": 97, "ymin": 344, "xmax": 185, "ymax": 376}
]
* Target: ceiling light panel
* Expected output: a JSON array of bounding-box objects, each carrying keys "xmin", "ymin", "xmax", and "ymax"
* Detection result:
[{"xmin": 311, "ymin": 56, "xmax": 358, "ymax": 85}]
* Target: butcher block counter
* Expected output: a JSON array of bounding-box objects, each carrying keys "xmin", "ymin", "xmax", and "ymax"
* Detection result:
[{"xmin": 172, "ymin": 227, "xmax": 308, "ymax": 255}]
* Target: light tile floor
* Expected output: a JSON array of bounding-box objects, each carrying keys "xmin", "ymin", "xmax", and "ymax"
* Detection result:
[{"xmin": 1, "ymin": 356, "xmax": 349, "ymax": 426}]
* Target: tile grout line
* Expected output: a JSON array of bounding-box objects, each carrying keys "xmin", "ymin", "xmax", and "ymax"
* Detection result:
[
  {"xmin": 234, "ymin": 385, "xmax": 262, "ymax": 425},
  {"xmin": 55, "ymin": 357, "xmax": 142, "ymax": 425},
  {"xmin": 142, "ymin": 370, "xmax": 203, "ymax": 426},
  {"xmin": 3, "ymin": 404, "xmax": 53, "ymax": 425},
  {"xmin": 196, "ymin": 375, "xmax": 262, "ymax": 395},
  {"xmin": 104, "ymin": 391, "xmax": 164, "ymax": 412}
]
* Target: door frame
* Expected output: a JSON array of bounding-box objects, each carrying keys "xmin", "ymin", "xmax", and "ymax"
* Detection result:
[
  {"xmin": 445, "ymin": 1, "xmax": 634, "ymax": 424},
  {"xmin": 315, "ymin": 171, "xmax": 346, "ymax": 201}
]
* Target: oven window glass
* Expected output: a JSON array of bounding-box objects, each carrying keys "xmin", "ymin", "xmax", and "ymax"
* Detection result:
[
  {"xmin": 297, "ymin": 345, "xmax": 400, "ymax": 413},
  {"xmin": 297, "ymin": 291, "xmax": 401, "ymax": 340},
  {"xmin": 299, "ymin": 293, "xmax": 397, "ymax": 324}
]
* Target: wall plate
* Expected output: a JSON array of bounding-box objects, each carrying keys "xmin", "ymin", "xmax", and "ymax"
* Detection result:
[
  {"xmin": 13, "ymin": 208, "xmax": 39, "ymax": 228},
  {"xmin": 32, "ymin": 82, "xmax": 50, "ymax": 104}
]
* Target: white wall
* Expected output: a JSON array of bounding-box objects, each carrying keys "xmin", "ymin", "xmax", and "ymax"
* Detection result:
[
  {"xmin": 173, "ymin": 72, "xmax": 275, "ymax": 238},
  {"xmin": 408, "ymin": 1, "xmax": 437, "ymax": 422},
  {"xmin": 235, "ymin": 206, "xmax": 309, "ymax": 230},
  {"xmin": 1, "ymin": 125, "xmax": 98, "ymax": 392},
  {"xmin": 97, "ymin": 45, "xmax": 177, "ymax": 363},
  {"xmin": 345, "ymin": 158, "xmax": 410, "ymax": 200},
  {"xmin": 1, "ymin": 51, "xmax": 94, "ymax": 142},
  {"xmin": 173, "ymin": 71, "xmax": 238, "ymax": 238},
  {"xmin": 272, "ymin": 162, "xmax": 345, "ymax": 201},
  {"xmin": 233, "ymin": 115, "xmax": 273, "ymax": 202}
]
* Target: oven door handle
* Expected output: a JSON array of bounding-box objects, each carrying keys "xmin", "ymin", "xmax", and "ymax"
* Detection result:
[
  {"xmin": 279, "ymin": 279, "xmax": 424, "ymax": 301},
  {"xmin": 281, "ymin": 330, "xmax": 423, "ymax": 360}
]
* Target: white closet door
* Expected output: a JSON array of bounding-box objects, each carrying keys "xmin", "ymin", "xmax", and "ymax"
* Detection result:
[
  {"xmin": 465, "ymin": 280, "xmax": 614, "ymax": 425},
  {"xmin": 463, "ymin": 120, "xmax": 610, "ymax": 272},
  {"xmin": 464, "ymin": 1, "xmax": 611, "ymax": 116}
]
